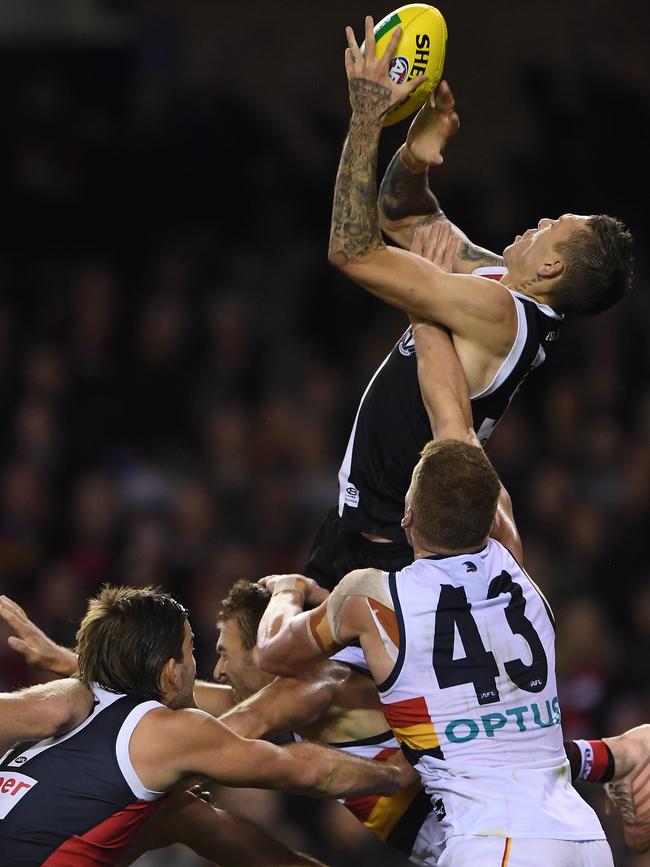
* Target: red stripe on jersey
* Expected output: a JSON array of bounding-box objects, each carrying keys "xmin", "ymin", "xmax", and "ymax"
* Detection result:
[
  {"xmin": 342, "ymin": 747, "xmax": 399, "ymax": 822},
  {"xmin": 382, "ymin": 695, "xmax": 431, "ymax": 729},
  {"xmin": 482, "ymin": 272, "xmax": 505, "ymax": 281},
  {"xmin": 344, "ymin": 791, "xmax": 382, "ymax": 822},
  {"xmin": 43, "ymin": 797, "xmax": 167, "ymax": 865}
]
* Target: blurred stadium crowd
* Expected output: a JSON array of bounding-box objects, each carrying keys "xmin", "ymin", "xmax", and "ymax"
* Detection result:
[{"xmin": 0, "ymin": 1, "xmax": 648, "ymax": 864}]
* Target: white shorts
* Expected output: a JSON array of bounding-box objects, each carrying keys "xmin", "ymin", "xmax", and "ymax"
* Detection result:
[
  {"xmin": 408, "ymin": 812, "xmax": 445, "ymax": 866},
  {"xmin": 436, "ymin": 836, "xmax": 614, "ymax": 867}
]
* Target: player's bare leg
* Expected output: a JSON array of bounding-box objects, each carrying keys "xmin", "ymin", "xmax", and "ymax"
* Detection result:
[{"xmin": 117, "ymin": 785, "xmax": 327, "ymax": 867}]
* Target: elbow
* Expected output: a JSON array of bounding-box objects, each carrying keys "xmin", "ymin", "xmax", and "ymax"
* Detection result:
[
  {"xmin": 327, "ymin": 244, "xmax": 350, "ymax": 273},
  {"xmin": 327, "ymin": 238, "xmax": 368, "ymax": 275},
  {"xmin": 44, "ymin": 696, "xmax": 78, "ymax": 736},
  {"xmin": 256, "ymin": 643, "xmax": 297, "ymax": 679},
  {"xmin": 435, "ymin": 421, "xmax": 476, "ymax": 445}
]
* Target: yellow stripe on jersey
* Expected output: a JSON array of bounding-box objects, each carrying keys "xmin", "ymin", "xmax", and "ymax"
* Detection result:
[
  {"xmin": 382, "ymin": 696, "xmax": 440, "ymax": 751},
  {"xmin": 362, "ymin": 780, "xmax": 424, "ymax": 842},
  {"xmin": 500, "ymin": 837, "xmax": 512, "ymax": 866},
  {"xmin": 391, "ymin": 721, "xmax": 440, "ymax": 751}
]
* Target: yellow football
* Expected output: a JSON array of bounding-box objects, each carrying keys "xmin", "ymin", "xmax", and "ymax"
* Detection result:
[{"xmin": 362, "ymin": 4, "xmax": 448, "ymax": 127}]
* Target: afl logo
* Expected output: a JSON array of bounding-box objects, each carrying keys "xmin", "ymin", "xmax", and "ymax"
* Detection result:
[{"xmin": 388, "ymin": 56, "xmax": 410, "ymax": 85}]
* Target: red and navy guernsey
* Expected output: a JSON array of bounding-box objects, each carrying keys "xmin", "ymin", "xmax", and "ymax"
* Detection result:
[{"xmin": 0, "ymin": 684, "xmax": 167, "ymax": 866}]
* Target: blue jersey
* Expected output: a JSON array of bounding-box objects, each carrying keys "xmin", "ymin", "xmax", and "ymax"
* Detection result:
[{"xmin": 0, "ymin": 684, "xmax": 166, "ymax": 866}]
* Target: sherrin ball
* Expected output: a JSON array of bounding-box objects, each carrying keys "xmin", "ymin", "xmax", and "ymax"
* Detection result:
[{"xmin": 363, "ymin": 4, "xmax": 448, "ymax": 127}]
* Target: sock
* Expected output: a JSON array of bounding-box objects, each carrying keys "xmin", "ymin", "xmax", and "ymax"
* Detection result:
[{"xmin": 565, "ymin": 739, "xmax": 615, "ymax": 783}]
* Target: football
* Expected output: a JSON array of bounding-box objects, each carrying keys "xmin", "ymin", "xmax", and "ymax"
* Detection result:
[{"xmin": 362, "ymin": 4, "xmax": 448, "ymax": 127}]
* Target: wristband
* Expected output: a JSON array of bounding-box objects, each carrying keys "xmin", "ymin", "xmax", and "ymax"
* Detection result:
[
  {"xmin": 401, "ymin": 142, "xmax": 429, "ymax": 174},
  {"xmin": 272, "ymin": 576, "xmax": 308, "ymax": 599}
]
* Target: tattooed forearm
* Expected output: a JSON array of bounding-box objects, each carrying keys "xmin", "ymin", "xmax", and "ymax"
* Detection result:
[
  {"xmin": 329, "ymin": 79, "xmax": 391, "ymax": 266},
  {"xmin": 457, "ymin": 242, "xmax": 504, "ymax": 268},
  {"xmin": 379, "ymin": 147, "xmax": 441, "ymax": 222}
]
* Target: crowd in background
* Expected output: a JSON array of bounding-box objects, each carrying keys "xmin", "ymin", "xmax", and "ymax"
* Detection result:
[{"xmin": 0, "ymin": 2, "xmax": 648, "ymax": 864}]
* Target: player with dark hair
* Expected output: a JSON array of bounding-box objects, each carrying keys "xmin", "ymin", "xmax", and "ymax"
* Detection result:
[
  {"xmin": 0, "ymin": 587, "xmax": 440, "ymax": 863},
  {"xmin": 304, "ymin": 18, "xmax": 634, "ymax": 594},
  {"xmin": 0, "ymin": 585, "xmax": 414, "ymax": 867}
]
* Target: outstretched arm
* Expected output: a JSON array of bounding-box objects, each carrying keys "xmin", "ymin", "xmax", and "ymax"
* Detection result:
[
  {"xmin": 0, "ymin": 595, "xmax": 78, "ymax": 676},
  {"xmin": 408, "ymin": 219, "xmax": 473, "ymax": 444},
  {"xmin": 132, "ymin": 705, "xmax": 416, "ymax": 798},
  {"xmin": 0, "ymin": 679, "xmax": 93, "ymax": 751},
  {"xmin": 411, "ymin": 307, "xmax": 523, "ymax": 563},
  {"xmin": 118, "ymin": 786, "xmax": 327, "ymax": 867},
  {"xmin": 328, "ymin": 26, "xmax": 516, "ymax": 356},
  {"xmin": 219, "ymin": 663, "xmax": 345, "ymax": 740},
  {"xmin": 378, "ymin": 82, "xmax": 503, "ymax": 273},
  {"xmin": 0, "ymin": 596, "xmax": 237, "ymax": 720}
]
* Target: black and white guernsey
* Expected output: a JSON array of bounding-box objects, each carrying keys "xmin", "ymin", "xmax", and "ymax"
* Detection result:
[{"xmin": 337, "ymin": 271, "xmax": 562, "ymax": 543}]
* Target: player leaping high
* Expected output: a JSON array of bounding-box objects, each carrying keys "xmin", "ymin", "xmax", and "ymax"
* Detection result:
[{"xmin": 305, "ymin": 16, "xmax": 633, "ymax": 592}]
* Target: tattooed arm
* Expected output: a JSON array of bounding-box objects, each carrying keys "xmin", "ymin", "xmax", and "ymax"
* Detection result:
[
  {"xmin": 328, "ymin": 20, "xmax": 516, "ymax": 358},
  {"xmin": 328, "ymin": 18, "xmax": 425, "ymax": 267},
  {"xmin": 378, "ymin": 82, "xmax": 504, "ymax": 273}
]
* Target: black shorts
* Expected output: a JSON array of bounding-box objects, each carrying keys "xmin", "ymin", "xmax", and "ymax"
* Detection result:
[{"xmin": 304, "ymin": 506, "xmax": 414, "ymax": 592}]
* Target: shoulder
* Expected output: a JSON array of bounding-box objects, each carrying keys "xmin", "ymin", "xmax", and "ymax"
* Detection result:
[
  {"xmin": 134, "ymin": 705, "xmax": 227, "ymax": 746},
  {"xmin": 334, "ymin": 568, "xmax": 390, "ymax": 604}
]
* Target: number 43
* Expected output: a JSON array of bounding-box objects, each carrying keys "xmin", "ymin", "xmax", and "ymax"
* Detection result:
[{"xmin": 433, "ymin": 571, "xmax": 548, "ymax": 705}]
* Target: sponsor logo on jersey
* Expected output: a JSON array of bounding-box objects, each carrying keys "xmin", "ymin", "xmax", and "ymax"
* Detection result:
[
  {"xmin": 443, "ymin": 696, "xmax": 561, "ymax": 744},
  {"xmin": 388, "ymin": 56, "xmax": 409, "ymax": 85},
  {"xmin": 398, "ymin": 327, "xmax": 416, "ymax": 357},
  {"xmin": 344, "ymin": 484, "xmax": 360, "ymax": 508},
  {"xmin": 0, "ymin": 772, "xmax": 37, "ymax": 818}
]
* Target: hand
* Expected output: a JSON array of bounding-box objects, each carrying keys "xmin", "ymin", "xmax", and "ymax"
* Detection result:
[
  {"xmin": 0, "ymin": 595, "xmax": 78, "ymax": 676},
  {"xmin": 344, "ymin": 17, "xmax": 427, "ymax": 120},
  {"xmin": 186, "ymin": 782, "xmax": 215, "ymax": 805},
  {"xmin": 258, "ymin": 575, "xmax": 328, "ymax": 607},
  {"xmin": 405, "ymin": 80, "xmax": 460, "ymax": 167},
  {"xmin": 411, "ymin": 218, "xmax": 459, "ymax": 272}
]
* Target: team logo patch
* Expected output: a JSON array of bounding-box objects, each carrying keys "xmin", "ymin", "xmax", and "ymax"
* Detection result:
[
  {"xmin": 398, "ymin": 327, "xmax": 415, "ymax": 357},
  {"xmin": 463, "ymin": 561, "xmax": 477, "ymax": 573},
  {"xmin": 388, "ymin": 56, "xmax": 410, "ymax": 85},
  {"xmin": 0, "ymin": 772, "xmax": 37, "ymax": 818},
  {"xmin": 433, "ymin": 797, "xmax": 446, "ymax": 821}
]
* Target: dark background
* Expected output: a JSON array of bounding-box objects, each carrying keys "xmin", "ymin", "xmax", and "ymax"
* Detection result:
[{"xmin": 0, "ymin": 1, "xmax": 648, "ymax": 864}]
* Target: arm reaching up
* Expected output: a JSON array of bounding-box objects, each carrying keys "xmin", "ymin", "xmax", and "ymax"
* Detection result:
[
  {"xmin": 379, "ymin": 81, "xmax": 503, "ymax": 272},
  {"xmin": 328, "ymin": 28, "xmax": 516, "ymax": 362},
  {"xmin": 0, "ymin": 595, "xmax": 77, "ymax": 676}
]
